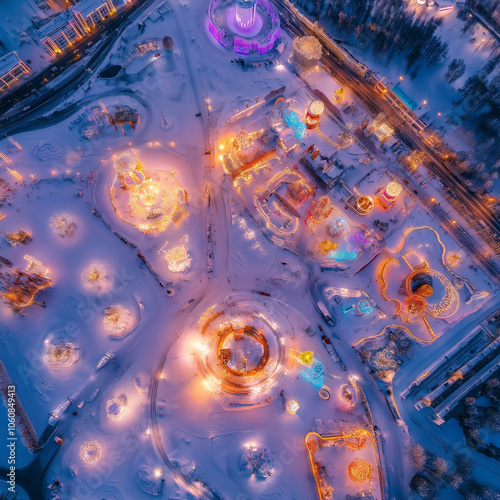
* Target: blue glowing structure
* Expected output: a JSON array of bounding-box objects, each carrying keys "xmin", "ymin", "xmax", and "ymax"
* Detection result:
[
  {"xmin": 300, "ymin": 358, "xmax": 324, "ymax": 388},
  {"xmin": 281, "ymin": 109, "xmax": 306, "ymax": 139},
  {"xmin": 328, "ymin": 250, "xmax": 357, "ymax": 262},
  {"xmin": 356, "ymin": 299, "xmax": 374, "ymax": 315}
]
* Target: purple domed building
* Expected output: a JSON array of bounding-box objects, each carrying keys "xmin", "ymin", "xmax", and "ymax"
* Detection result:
[{"xmin": 208, "ymin": 0, "xmax": 280, "ymax": 55}]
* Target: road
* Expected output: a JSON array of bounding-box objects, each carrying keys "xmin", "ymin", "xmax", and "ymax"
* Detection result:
[{"xmin": 275, "ymin": 0, "xmax": 500, "ymax": 284}]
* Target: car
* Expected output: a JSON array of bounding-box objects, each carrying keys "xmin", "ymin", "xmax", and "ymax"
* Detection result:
[{"xmin": 22, "ymin": 105, "xmax": 30, "ymax": 111}]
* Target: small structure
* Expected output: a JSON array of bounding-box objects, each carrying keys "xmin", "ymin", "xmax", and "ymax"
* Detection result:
[
  {"xmin": 45, "ymin": 338, "xmax": 79, "ymax": 369},
  {"xmin": 378, "ymin": 181, "xmax": 402, "ymax": 209},
  {"xmin": 0, "ymin": 52, "xmax": 30, "ymax": 93},
  {"xmin": 290, "ymin": 36, "xmax": 322, "ymax": 75},
  {"xmin": 136, "ymin": 41, "xmax": 158, "ymax": 56},
  {"xmin": 286, "ymin": 398, "xmax": 300, "ymax": 414},
  {"xmin": 108, "ymin": 105, "xmax": 140, "ymax": 134},
  {"xmin": 326, "ymin": 217, "xmax": 348, "ymax": 237}
]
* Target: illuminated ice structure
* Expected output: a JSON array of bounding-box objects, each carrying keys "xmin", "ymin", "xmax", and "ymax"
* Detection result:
[
  {"xmin": 378, "ymin": 181, "xmax": 402, "ymax": 209},
  {"xmin": 326, "ymin": 217, "xmax": 348, "ymax": 237},
  {"xmin": 81, "ymin": 262, "xmax": 109, "ymax": 291},
  {"xmin": 235, "ymin": 0, "xmax": 257, "ymax": 29},
  {"xmin": 44, "ymin": 333, "xmax": 80, "ymax": 369},
  {"xmin": 343, "ymin": 298, "xmax": 375, "ymax": 317},
  {"xmin": 110, "ymin": 150, "xmax": 188, "ymax": 234},
  {"xmin": 208, "ymin": 0, "xmax": 280, "ymax": 55},
  {"xmin": 49, "ymin": 213, "xmax": 76, "ymax": 237},
  {"xmin": 103, "ymin": 304, "xmax": 137, "ymax": 338},
  {"xmin": 106, "ymin": 395, "xmax": 127, "ymax": 421},
  {"xmin": 196, "ymin": 298, "xmax": 290, "ymax": 398},
  {"xmin": 80, "ymin": 440, "xmax": 102, "ymax": 464},
  {"xmin": 164, "ymin": 245, "xmax": 192, "ymax": 273},
  {"xmin": 290, "ymin": 350, "xmax": 325, "ymax": 388}
]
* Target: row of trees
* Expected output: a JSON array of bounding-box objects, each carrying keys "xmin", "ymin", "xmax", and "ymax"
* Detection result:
[
  {"xmin": 295, "ymin": 0, "xmax": 449, "ymax": 75},
  {"xmin": 407, "ymin": 443, "xmax": 498, "ymax": 499},
  {"xmin": 453, "ymin": 66, "xmax": 500, "ymax": 172}
]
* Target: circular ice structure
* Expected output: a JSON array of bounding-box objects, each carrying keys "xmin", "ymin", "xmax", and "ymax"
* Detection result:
[
  {"xmin": 80, "ymin": 440, "xmax": 102, "ymax": 464},
  {"xmin": 208, "ymin": 0, "xmax": 280, "ymax": 55},
  {"xmin": 196, "ymin": 296, "xmax": 291, "ymax": 397}
]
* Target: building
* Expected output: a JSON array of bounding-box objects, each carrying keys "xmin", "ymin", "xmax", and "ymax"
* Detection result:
[
  {"xmin": 0, "ymin": 52, "xmax": 30, "ymax": 92},
  {"xmin": 37, "ymin": 11, "xmax": 87, "ymax": 55},
  {"xmin": 290, "ymin": 36, "xmax": 322, "ymax": 75},
  {"xmin": 37, "ymin": 0, "xmax": 116, "ymax": 55},
  {"xmin": 72, "ymin": 0, "xmax": 116, "ymax": 33}
]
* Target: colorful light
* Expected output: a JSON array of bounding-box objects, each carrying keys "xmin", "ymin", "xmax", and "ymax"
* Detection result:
[
  {"xmin": 286, "ymin": 398, "xmax": 300, "ymax": 414},
  {"xmin": 347, "ymin": 459, "xmax": 373, "ymax": 483}
]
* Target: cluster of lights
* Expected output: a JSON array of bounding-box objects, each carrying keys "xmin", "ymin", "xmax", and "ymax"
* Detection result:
[
  {"xmin": 80, "ymin": 440, "xmax": 102, "ymax": 464},
  {"xmin": 371, "ymin": 348, "xmax": 398, "ymax": 371},
  {"xmin": 81, "ymin": 262, "xmax": 109, "ymax": 290},
  {"xmin": 49, "ymin": 213, "xmax": 76, "ymax": 237},
  {"xmin": 45, "ymin": 341, "xmax": 79, "ymax": 369},
  {"xmin": 347, "ymin": 458, "xmax": 373, "ymax": 483},
  {"xmin": 165, "ymin": 245, "xmax": 192, "ymax": 273},
  {"xmin": 343, "ymin": 433, "xmax": 368, "ymax": 452},
  {"xmin": 103, "ymin": 305, "xmax": 133, "ymax": 337},
  {"xmin": 286, "ymin": 398, "xmax": 300, "ymax": 414}
]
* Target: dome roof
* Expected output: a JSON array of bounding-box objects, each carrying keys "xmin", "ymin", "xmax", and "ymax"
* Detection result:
[{"xmin": 162, "ymin": 36, "xmax": 174, "ymax": 50}]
